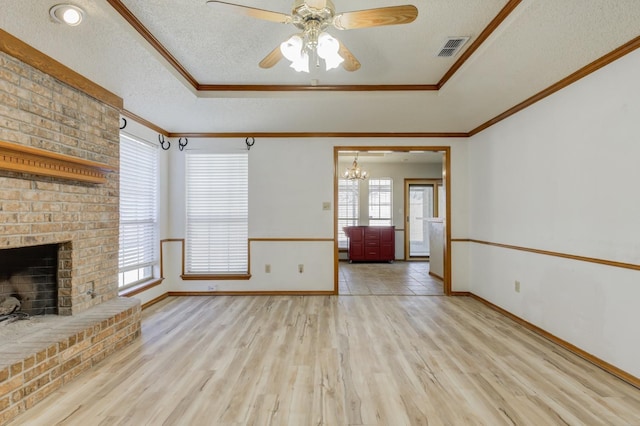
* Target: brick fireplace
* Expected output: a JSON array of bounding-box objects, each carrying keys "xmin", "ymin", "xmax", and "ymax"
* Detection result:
[{"xmin": 0, "ymin": 48, "xmax": 141, "ymax": 425}]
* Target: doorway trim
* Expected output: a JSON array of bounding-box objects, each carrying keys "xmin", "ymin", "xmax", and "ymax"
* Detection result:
[{"xmin": 333, "ymin": 146, "xmax": 452, "ymax": 296}]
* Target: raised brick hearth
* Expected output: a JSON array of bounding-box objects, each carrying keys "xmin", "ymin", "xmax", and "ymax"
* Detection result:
[
  {"xmin": 0, "ymin": 48, "xmax": 140, "ymax": 425},
  {"xmin": 0, "ymin": 298, "xmax": 140, "ymax": 424}
]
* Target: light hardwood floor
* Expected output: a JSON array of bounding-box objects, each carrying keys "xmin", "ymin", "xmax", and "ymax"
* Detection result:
[
  {"xmin": 8, "ymin": 295, "xmax": 640, "ymax": 425},
  {"xmin": 339, "ymin": 261, "xmax": 443, "ymax": 295}
]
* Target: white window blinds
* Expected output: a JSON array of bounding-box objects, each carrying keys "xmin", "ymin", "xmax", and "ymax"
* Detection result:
[
  {"xmin": 337, "ymin": 178, "xmax": 359, "ymax": 248},
  {"xmin": 118, "ymin": 134, "xmax": 158, "ymax": 288},
  {"xmin": 369, "ymin": 178, "xmax": 393, "ymax": 226},
  {"xmin": 186, "ymin": 153, "xmax": 248, "ymax": 274}
]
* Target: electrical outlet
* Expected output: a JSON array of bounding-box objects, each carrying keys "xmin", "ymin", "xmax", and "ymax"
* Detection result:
[
  {"xmin": 514, "ymin": 280, "xmax": 521, "ymax": 293},
  {"xmin": 298, "ymin": 264, "xmax": 304, "ymax": 273},
  {"xmin": 265, "ymin": 264, "xmax": 271, "ymax": 273}
]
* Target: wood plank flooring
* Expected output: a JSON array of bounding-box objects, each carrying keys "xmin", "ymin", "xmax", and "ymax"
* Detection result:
[{"xmin": 7, "ymin": 295, "xmax": 640, "ymax": 425}]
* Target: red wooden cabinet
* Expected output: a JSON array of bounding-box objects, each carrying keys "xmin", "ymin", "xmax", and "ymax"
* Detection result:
[{"xmin": 344, "ymin": 226, "xmax": 395, "ymax": 263}]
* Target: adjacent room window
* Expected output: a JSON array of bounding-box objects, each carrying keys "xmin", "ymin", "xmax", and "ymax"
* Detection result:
[
  {"xmin": 337, "ymin": 178, "xmax": 360, "ymax": 248},
  {"xmin": 118, "ymin": 134, "xmax": 159, "ymax": 289},
  {"xmin": 185, "ymin": 153, "xmax": 248, "ymax": 274},
  {"xmin": 368, "ymin": 178, "xmax": 393, "ymax": 226}
]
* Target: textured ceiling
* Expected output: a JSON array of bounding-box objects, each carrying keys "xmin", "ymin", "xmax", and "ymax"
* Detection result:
[
  {"xmin": 1, "ymin": 0, "xmax": 639, "ymax": 134},
  {"xmin": 119, "ymin": 0, "xmax": 505, "ymax": 85}
]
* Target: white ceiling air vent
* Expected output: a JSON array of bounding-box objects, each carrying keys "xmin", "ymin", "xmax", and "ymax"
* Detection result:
[{"xmin": 436, "ymin": 37, "xmax": 470, "ymax": 57}]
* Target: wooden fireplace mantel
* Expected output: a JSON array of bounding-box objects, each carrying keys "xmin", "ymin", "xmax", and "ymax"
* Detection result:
[{"xmin": 0, "ymin": 140, "xmax": 116, "ymax": 184}]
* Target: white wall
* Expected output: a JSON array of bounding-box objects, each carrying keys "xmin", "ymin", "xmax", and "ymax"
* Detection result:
[
  {"xmin": 467, "ymin": 49, "xmax": 640, "ymax": 377},
  {"xmin": 157, "ymin": 137, "xmax": 468, "ymax": 293}
]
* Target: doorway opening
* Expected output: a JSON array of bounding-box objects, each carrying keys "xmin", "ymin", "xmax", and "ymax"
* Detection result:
[
  {"xmin": 405, "ymin": 179, "xmax": 444, "ymax": 260},
  {"xmin": 334, "ymin": 146, "xmax": 451, "ymax": 296}
]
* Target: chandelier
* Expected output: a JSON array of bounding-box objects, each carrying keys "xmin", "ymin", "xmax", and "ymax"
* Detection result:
[
  {"xmin": 343, "ymin": 153, "xmax": 368, "ymax": 180},
  {"xmin": 280, "ymin": 21, "xmax": 344, "ymax": 72}
]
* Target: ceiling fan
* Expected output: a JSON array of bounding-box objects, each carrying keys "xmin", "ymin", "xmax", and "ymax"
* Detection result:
[{"xmin": 206, "ymin": 0, "xmax": 418, "ymax": 72}]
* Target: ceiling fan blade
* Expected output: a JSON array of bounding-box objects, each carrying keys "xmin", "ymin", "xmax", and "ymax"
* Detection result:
[
  {"xmin": 206, "ymin": 1, "xmax": 291, "ymax": 24},
  {"xmin": 338, "ymin": 42, "xmax": 361, "ymax": 72},
  {"xmin": 306, "ymin": 0, "xmax": 327, "ymax": 10},
  {"xmin": 259, "ymin": 45, "xmax": 284, "ymax": 69},
  {"xmin": 333, "ymin": 5, "xmax": 418, "ymax": 30}
]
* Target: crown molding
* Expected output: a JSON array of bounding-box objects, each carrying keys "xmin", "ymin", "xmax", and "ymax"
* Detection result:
[
  {"xmin": 166, "ymin": 132, "xmax": 469, "ymax": 138},
  {"xmin": 469, "ymin": 35, "xmax": 640, "ymax": 136}
]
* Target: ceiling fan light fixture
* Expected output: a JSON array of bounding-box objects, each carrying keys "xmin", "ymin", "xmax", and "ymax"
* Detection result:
[
  {"xmin": 291, "ymin": 52, "xmax": 310, "ymax": 72},
  {"xmin": 208, "ymin": 0, "xmax": 418, "ymax": 72},
  {"xmin": 280, "ymin": 34, "xmax": 310, "ymax": 72},
  {"xmin": 317, "ymin": 32, "xmax": 344, "ymax": 70},
  {"xmin": 280, "ymin": 31, "xmax": 344, "ymax": 72}
]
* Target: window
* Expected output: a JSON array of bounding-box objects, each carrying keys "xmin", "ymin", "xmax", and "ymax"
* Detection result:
[
  {"xmin": 118, "ymin": 134, "xmax": 158, "ymax": 289},
  {"xmin": 337, "ymin": 178, "xmax": 360, "ymax": 248},
  {"xmin": 368, "ymin": 178, "xmax": 393, "ymax": 226},
  {"xmin": 185, "ymin": 153, "xmax": 248, "ymax": 274}
]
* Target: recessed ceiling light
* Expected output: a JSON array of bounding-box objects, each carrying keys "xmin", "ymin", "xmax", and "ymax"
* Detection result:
[{"xmin": 49, "ymin": 4, "xmax": 85, "ymax": 26}]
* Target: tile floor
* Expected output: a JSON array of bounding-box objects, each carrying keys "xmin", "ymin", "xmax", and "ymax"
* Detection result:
[{"xmin": 338, "ymin": 260, "xmax": 444, "ymax": 295}]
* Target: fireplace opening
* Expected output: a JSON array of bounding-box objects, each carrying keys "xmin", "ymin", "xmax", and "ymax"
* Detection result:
[{"xmin": 0, "ymin": 244, "xmax": 59, "ymax": 320}]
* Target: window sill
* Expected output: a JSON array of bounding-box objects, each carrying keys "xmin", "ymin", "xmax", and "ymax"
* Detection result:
[
  {"xmin": 181, "ymin": 273, "xmax": 251, "ymax": 281},
  {"xmin": 119, "ymin": 278, "xmax": 164, "ymax": 297}
]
